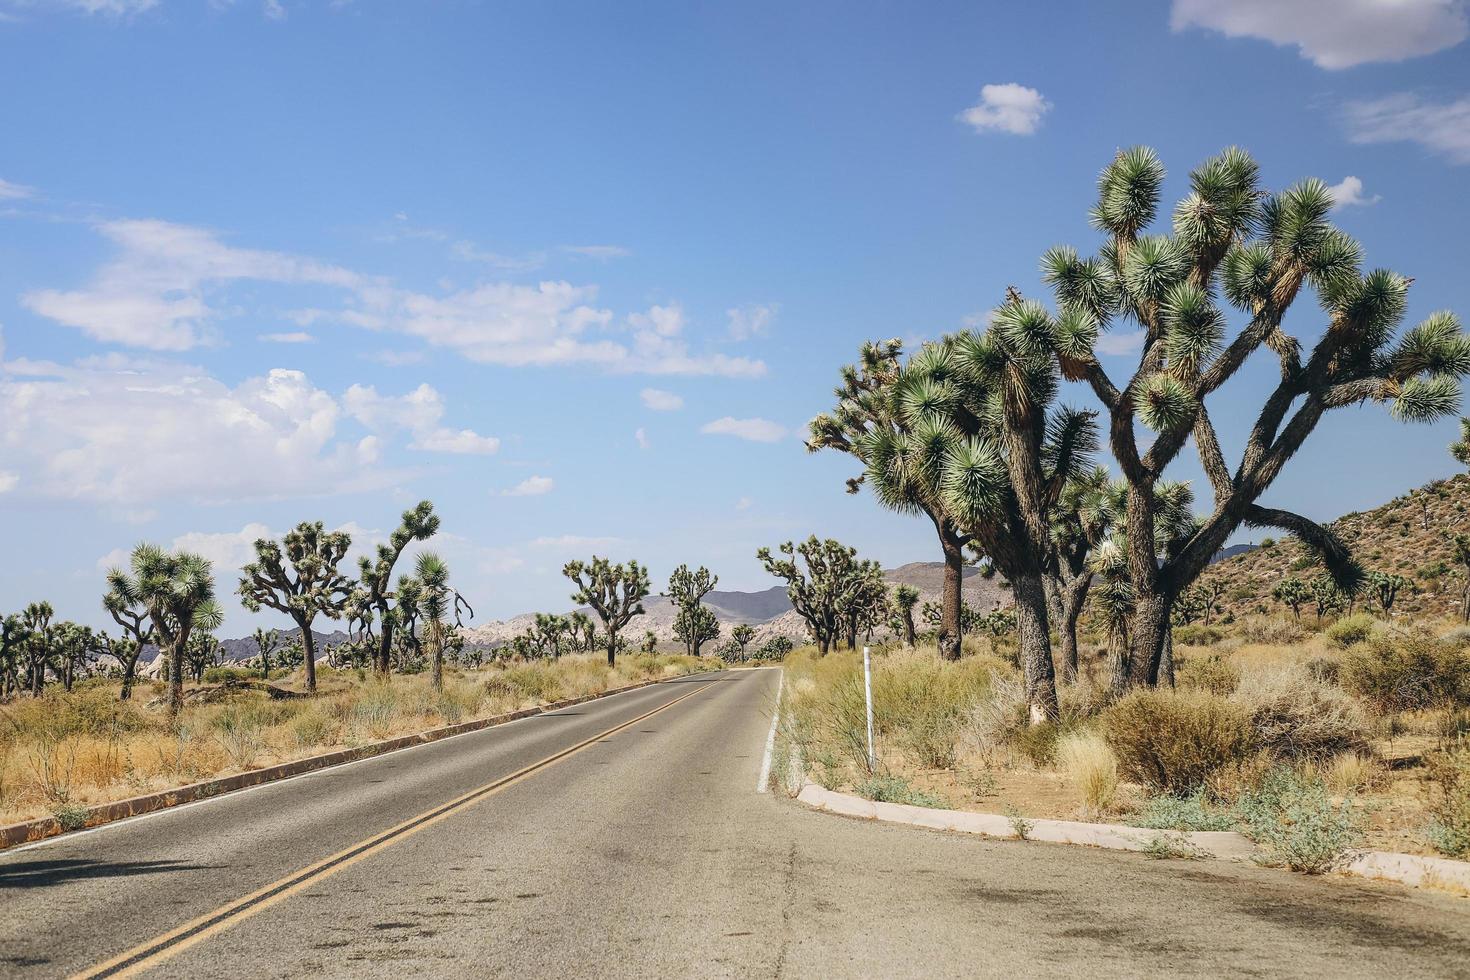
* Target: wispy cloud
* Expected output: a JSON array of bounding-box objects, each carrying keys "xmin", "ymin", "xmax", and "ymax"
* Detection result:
[
  {"xmin": 1095, "ymin": 329, "xmax": 1145, "ymax": 357},
  {"xmin": 634, "ymin": 427, "xmax": 650, "ymax": 450},
  {"xmin": 563, "ymin": 244, "xmax": 631, "ymax": 260},
  {"xmin": 344, "ymin": 383, "xmax": 500, "ymax": 455},
  {"xmin": 700, "ymin": 416, "xmax": 787, "ymax": 443},
  {"xmin": 0, "ymin": 177, "xmax": 33, "ymax": 200},
  {"xmin": 258, "ymin": 331, "xmax": 314, "ymax": 344},
  {"xmin": 1170, "ymin": 0, "xmax": 1467, "ymax": 69},
  {"xmin": 503, "ymin": 475, "xmax": 554, "ymax": 497},
  {"xmin": 640, "ymin": 387, "xmax": 684, "ymax": 411},
  {"xmin": 959, "ymin": 83, "xmax": 1051, "ymax": 135},
  {"xmin": 727, "ymin": 303, "xmax": 777, "ymax": 341},
  {"xmin": 1342, "ymin": 93, "xmax": 1470, "ymax": 165}
]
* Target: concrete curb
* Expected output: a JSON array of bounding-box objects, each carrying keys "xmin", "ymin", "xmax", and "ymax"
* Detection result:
[
  {"xmin": 795, "ymin": 782, "xmax": 1470, "ymax": 895},
  {"xmin": 795, "ymin": 783, "xmax": 1254, "ymax": 859},
  {"xmin": 0, "ymin": 671, "xmax": 707, "ymax": 851}
]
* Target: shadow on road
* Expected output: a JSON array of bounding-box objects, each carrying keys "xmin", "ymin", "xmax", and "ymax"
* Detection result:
[{"xmin": 0, "ymin": 857, "xmax": 217, "ymax": 889}]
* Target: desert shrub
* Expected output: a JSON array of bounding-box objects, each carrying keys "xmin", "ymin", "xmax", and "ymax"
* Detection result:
[
  {"xmin": 1104, "ymin": 689, "xmax": 1256, "ymax": 793},
  {"xmin": 1234, "ymin": 616, "xmax": 1305, "ymax": 645},
  {"xmin": 53, "ymin": 802, "xmax": 90, "ymax": 832},
  {"xmin": 1131, "ymin": 789, "xmax": 1236, "ymax": 832},
  {"xmin": 854, "ymin": 774, "xmax": 948, "ymax": 809},
  {"xmin": 202, "ymin": 666, "xmax": 257, "ymax": 684},
  {"xmin": 211, "ymin": 706, "xmax": 266, "ymax": 770},
  {"xmin": 1177, "ymin": 655, "xmax": 1240, "ymax": 695},
  {"xmin": 1056, "ymin": 732, "xmax": 1119, "ymax": 817},
  {"xmin": 1235, "ymin": 767, "xmax": 1364, "ymax": 874},
  {"xmin": 1437, "ymin": 625, "xmax": 1470, "ymax": 648},
  {"xmin": 1010, "ymin": 720, "xmax": 1061, "ymax": 767},
  {"xmin": 871, "ymin": 651, "xmax": 995, "ymax": 769},
  {"xmin": 349, "ymin": 684, "xmax": 400, "ymax": 739},
  {"xmin": 956, "ymin": 674, "xmax": 1028, "ymax": 765},
  {"xmin": 289, "ymin": 708, "xmax": 334, "ymax": 749},
  {"xmin": 1426, "ymin": 746, "xmax": 1470, "ymax": 858},
  {"xmin": 1341, "ymin": 629, "xmax": 1470, "ymax": 711},
  {"xmin": 1324, "ymin": 613, "xmax": 1376, "ymax": 649},
  {"xmin": 1303, "ymin": 656, "xmax": 1340, "ymax": 686},
  {"xmin": 1173, "ymin": 625, "xmax": 1223, "ymax": 647},
  {"xmin": 1232, "ymin": 665, "xmax": 1370, "ymax": 762},
  {"xmin": 1324, "ymin": 752, "xmax": 1385, "ymax": 795}
]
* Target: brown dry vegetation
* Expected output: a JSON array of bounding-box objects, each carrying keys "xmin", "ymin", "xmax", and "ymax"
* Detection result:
[{"xmin": 0, "ymin": 653, "xmax": 715, "ymax": 828}]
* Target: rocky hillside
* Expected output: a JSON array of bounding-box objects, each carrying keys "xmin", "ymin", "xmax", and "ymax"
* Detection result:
[{"xmin": 1197, "ymin": 473, "xmax": 1470, "ymax": 621}]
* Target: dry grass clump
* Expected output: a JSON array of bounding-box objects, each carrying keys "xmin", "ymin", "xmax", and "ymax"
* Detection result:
[
  {"xmin": 1232, "ymin": 664, "xmax": 1370, "ymax": 762},
  {"xmin": 1341, "ymin": 628, "xmax": 1470, "ymax": 712},
  {"xmin": 1324, "ymin": 613, "xmax": 1377, "ymax": 649},
  {"xmin": 1177, "ymin": 654, "xmax": 1241, "ymax": 695},
  {"xmin": 1055, "ymin": 732, "xmax": 1119, "ymax": 818},
  {"xmin": 1323, "ymin": 751, "xmax": 1385, "ymax": 795},
  {"xmin": 1235, "ymin": 615, "xmax": 1306, "ymax": 646},
  {"xmin": 1103, "ymin": 689, "xmax": 1257, "ymax": 793}
]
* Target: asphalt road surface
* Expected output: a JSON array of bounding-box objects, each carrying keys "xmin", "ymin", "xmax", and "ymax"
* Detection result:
[{"xmin": 3, "ymin": 668, "xmax": 1469, "ymax": 978}]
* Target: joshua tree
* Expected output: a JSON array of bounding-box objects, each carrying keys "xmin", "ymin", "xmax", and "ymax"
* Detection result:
[
  {"xmin": 568, "ymin": 611, "xmax": 596, "ymax": 653},
  {"xmin": 0, "ymin": 614, "xmax": 22, "ymax": 698},
  {"xmin": 730, "ymin": 623, "xmax": 756, "ymax": 661},
  {"xmin": 252, "ymin": 627, "xmax": 281, "ymax": 681},
  {"xmin": 641, "ymin": 630, "xmax": 658, "ymax": 655},
  {"xmin": 531, "ymin": 613, "xmax": 572, "ymax": 659},
  {"xmin": 1172, "ymin": 588, "xmax": 1210, "ymax": 626},
  {"xmin": 1048, "ymin": 465, "xmax": 1118, "ymax": 681},
  {"xmin": 1366, "ymin": 570, "xmax": 1410, "ymax": 615},
  {"xmin": 239, "ymin": 522, "xmax": 354, "ymax": 694},
  {"xmin": 410, "ymin": 553, "xmax": 471, "ymax": 690},
  {"xmin": 837, "ymin": 560, "xmax": 888, "ymax": 648},
  {"xmin": 54, "ymin": 622, "xmax": 99, "ymax": 692},
  {"xmin": 19, "ymin": 602, "xmax": 54, "ymax": 695},
  {"xmin": 757, "ymin": 538, "xmax": 868, "ymax": 655},
  {"xmin": 1031, "ymin": 146, "xmax": 1467, "ymax": 690},
  {"xmin": 107, "ymin": 544, "xmax": 223, "ymax": 718},
  {"xmin": 808, "ymin": 339, "xmax": 970, "ymax": 660},
  {"xmin": 674, "ymin": 603, "xmax": 720, "ymax": 656},
  {"xmin": 1310, "ymin": 574, "xmax": 1346, "ymax": 621},
  {"xmin": 1272, "ymin": 577, "xmax": 1310, "ymax": 620},
  {"xmin": 185, "ymin": 630, "xmax": 223, "ymax": 683},
  {"xmin": 758, "ymin": 636, "xmax": 795, "ymax": 661},
  {"xmin": 1452, "ymin": 418, "xmax": 1470, "ymax": 468},
  {"xmin": 355, "ymin": 501, "xmax": 440, "ymax": 676},
  {"xmin": 103, "ymin": 578, "xmax": 157, "ymax": 700},
  {"xmin": 563, "ymin": 557, "xmax": 651, "ymax": 667},
  {"xmin": 892, "ymin": 585, "xmax": 920, "ymax": 648}
]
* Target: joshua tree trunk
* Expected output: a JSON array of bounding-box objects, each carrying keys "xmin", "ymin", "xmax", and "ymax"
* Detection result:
[
  {"xmin": 1057, "ymin": 577, "xmax": 1089, "ymax": 685},
  {"xmin": 375, "ymin": 626, "xmax": 393, "ymax": 677},
  {"xmin": 1159, "ymin": 627, "xmax": 1175, "ymax": 688},
  {"xmin": 1012, "ymin": 572, "xmax": 1060, "ymax": 723},
  {"xmin": 429, "ymin": 621, "xmax": 444, "ymax": 691},
  {"xmin": 605, "ymin": 629, "xmax": 619, "ymax": 668},
  {"xmin": 816, "ymin": 634, "xmax": 830, "ymax": 655},
  {"xmin": 938, "ymin": 531, "xmax": 964, "ymax": 661},
  {"xmin": 167, "ymin": 637, "xmax": 187, "ymax": 719},
  {"xmin": 1118, "ymin": 591, "xmax": 1169, "ymax": 696},
  {"xmin": 297, "ymin": 618, "xmax": 318, "ymax": 693},
  {"xmin": 119, "ymin": 656, "xmax": 139, "ymax": 700},
  {"xmin": 902, "ymin": 610, "xmax": 916, "ymax": 648},
  {"xmin": 846, "ymin": 612, "xmax": 858, "ymax": 650}
]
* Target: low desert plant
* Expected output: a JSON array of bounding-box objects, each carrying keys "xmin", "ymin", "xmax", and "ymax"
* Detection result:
[
  {"xmin": 1323, "ymin": 752, "xmax": 1386, "ymax": 795},
  {"xmin": 53, "ymin": 802, "xmax": 90, "ymax": 832},
  {"xmin": 1173, "ymin": 624, "xmax": 1224, "ymax": 647},
  {"xmin": 854, "ymin": 773, "xmax": 948, "ymax": 809},
  {"xmin": 1177, "ymin": 655, "xmax": 1241, "ymax": 695},
  {"xmin": 1341, "ymin": 629, "xmax": 1470, "ymax": 712},
  {"xmin": 1056, "ymin": 732, "xmax": 1119, "ymax": 817},
  {"xmin": 1104, "ymin": 689, "xmax": 1256, "ymax": 793},
  {"xmin": 1324, "ymin": 613, "xmax": 1376, "ymax": 649},
  {"xmin": 1426, "ymin": 745, "xmax": 1470, "ymax": 858},
  {"xmin": 1235, "ymin": 767, "xmax": 1364, "ymax": 874},
  {"xmin": 1131, "ymin": 790, "xmax": 1237, "ymax": 832},
  {"xmin": 1232, "ymin": 665, "xmax": 1370, "ymax": 762},
  {"xmin": 1235, "ymin": 616, "xmax": 1305, "ymax": 645}
]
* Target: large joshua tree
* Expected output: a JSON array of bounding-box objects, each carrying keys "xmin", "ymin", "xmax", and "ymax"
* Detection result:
[
  {"xmin": 666, "ymin": 564, "xmax": 719, "ymax": 657},
  {"xmin": 809, "ymin": 340, "xmax": 971, "ymax": 660},
  {"xmin": 563, "ymin": 557, "xmax": 650, "ymax": 667},
  {"xmin": 1033, "ymin": 146, "xmax": 1469, "ymax": 690},
  {"xmin": 356, "ymin": 501, "xmax": 440, "ymax": 676},
  {"xmin": 106, "ymin": 544, "xmax": 223, "ymax": 718},
  {"xmin": 239, "ymin": 522, "xmax": 354, "ymax": 694},
  {"xmin": 103, "ymin": 578, "xmax": 157, "ymax": 700},
  {"xmin": 757, "ymin": 537, "xmax": 882, "ymax": 655}
]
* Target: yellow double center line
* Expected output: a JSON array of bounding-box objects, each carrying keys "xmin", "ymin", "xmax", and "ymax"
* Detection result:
[{"xmin": 73, "ymin": 681, "xmax": 713, "ymax": 979}]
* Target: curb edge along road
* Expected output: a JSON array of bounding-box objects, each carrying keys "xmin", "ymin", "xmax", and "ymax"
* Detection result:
[
  {"xmin": 792, "ymin": 782, "xmax": 1470, "ymax": 897},
  {"xmin": 0, "ymin": 667, "xmax": 725, "ymax": 852}
]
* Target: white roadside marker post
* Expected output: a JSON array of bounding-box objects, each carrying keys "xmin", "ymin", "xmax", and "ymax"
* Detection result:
[{"xmin": 863, "ymin": 645, "xmax": 876, "ymax": 772}]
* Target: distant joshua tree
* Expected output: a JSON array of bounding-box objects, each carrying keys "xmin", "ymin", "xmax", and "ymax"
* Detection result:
[
  {"xmin": 239, "ymin": 522, "xmax": 354, "ymax": 694},
  {"xmin": 355, "ymin": 501, "xmax": 441, "ymax": 677},
  {"xmin": 563, "ymin": 557, "xmax": 651, "ymax": 667},
  {"xmin": 730, "ymin": 623, "xmax": 756, "ymax": 662},
  {"xmin": 1272, "ymin": 578, "xmax": 1310, "ymax": 620},
  {"xmin": 892, "ymin": 585, "xmax": 920, "ymax": 648}
]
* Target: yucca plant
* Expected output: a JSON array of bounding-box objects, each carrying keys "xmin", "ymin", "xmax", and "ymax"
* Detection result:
[
  {"xmin": 354, "ymin": 500, "xmax": 440, "ymax": 676},
  {"xmin": 1033, "ymin": 146, "xmax": 1468, "ymax": 691},
  {"xmin": 563, "ymin": 556, "xmax": 650, "ymax": 667},
  {"xmin": 239, "ymin": 521, "xmax": 354, "ymax": 694}
]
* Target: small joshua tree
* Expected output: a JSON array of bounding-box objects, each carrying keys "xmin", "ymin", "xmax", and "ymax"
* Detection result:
[
  {"xmin": 892, "ymin": 585, "xmax": 920, "ymax": 648},
  {"xmin": 107, "ymin": 544, "xmax": 223, "ymax": 718},
  {"xmin": 1310, "ymin": 574, "xmax": 1346, "ymax": 621},
  {"xmin": 410, "ymin": 553, "xmax": 470, "ymax": 690},
  {"xmin": 730, "ymin": 623, "xmax": 756, "ymax": 662},
  {"xmin": 641, "ymin": 630, "xmax": 658, "ymax": 654},
  {"xmin": 239, "ymin": 522, "xmax": 354, "ymax": 694},
  {"xmin": 19, "ymin": 601, "xmax": 54, "ymax": 695},
  {"xmin": 103, "ymin": 579, "xmax": 156, "ymax": 700},
  {"xmin": 757, "ymin": 538, "xmax": 866, "ymax": 655},
  {"xmin": 563, "ymin": 557, "xmax": 651, "ymax": 667},
  {"xmin": 252, "ymin": 627, "xmax": 280, "ymax": 681},
  {"xmin": 1452, "ymin": 418, "xmax": 1470, "ymax": 468},
  {"xmin": 1366, "ymin": 570, "xmax": 1411, "ymax": 615},
  {"xmin": 837, "ymin": 560, "xmax": 888, "ymax": 649},
  {"xmin": 356, "ymin": 501, "xmax": 440, "ymax": 676},
  {"xmin": 568, "ymin": 611, "xmax": 596, "ymax": 653},
  {"xmin": 674, "ymin": 603, "xmax": 720, "ymax": 656},
  {"xmin": 1272, "ymin": 577, "xmax": 1310, "ymax": 620}
]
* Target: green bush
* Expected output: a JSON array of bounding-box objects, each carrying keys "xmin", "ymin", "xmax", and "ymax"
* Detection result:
[
  {"xmin": 1324, "ymin": 614, "xmax": 1376, "ymax": 649},
  {"xmin": 1426, "ymin": 746, "xmax": 1470, "ymax": 858},
  {"xmin": 1173, "ymin": 624, "xmax": 1224, "ymax": 647},
  {"xmin": 1103, "ymin": 689, "xmax": 1257, "ymax": 793},
  {"xmin": 203, "ymin": 666, "xmax": 258, "ymax": 684},
  {"xmin": 1131, "ymin": 790, "xmax": 1237, "ymax": 832},
  {"xmin": 1235, "ymin": 767, "xmax": 1364, "ymax": 874},
  {"xmin": 854, "ymin": 774, "xmax": 948, "ymax": 809},
  {"xmin": 1341, "ymin": 629, "xmax": 1470, "ymax": 711}
]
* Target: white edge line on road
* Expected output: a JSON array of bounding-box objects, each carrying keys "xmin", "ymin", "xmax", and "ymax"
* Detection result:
[
  {"xmin": 1, "ymin": 672, "xmax": 722, "ymax": 858},
  {"xmin": 756, "ymin": 667, "xmax": 783, "ymax": 793}
]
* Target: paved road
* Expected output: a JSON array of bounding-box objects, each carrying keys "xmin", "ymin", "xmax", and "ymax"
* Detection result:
[{"xmin": 2, "ymin": 667, "xmax": 1468, "ymax": 978}]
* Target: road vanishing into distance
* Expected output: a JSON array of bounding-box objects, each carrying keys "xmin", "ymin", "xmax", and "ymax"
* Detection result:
[{"xmin": 3, "ymin": 668, "xmax": 1469, "ymax": 978}]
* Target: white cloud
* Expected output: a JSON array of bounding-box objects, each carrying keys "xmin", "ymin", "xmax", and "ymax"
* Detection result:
[
  {"xmin": 640, "ymin": 387, "xmax": 684, "ymax": 411},
  {"xmin": 0, "ymin": 471, "xmax": 17, "ymax": 493},
  {"xmin": 735, "ymin": 496, "xmax": 752, "ymax": 511},
  {"xmin": 503, "ymin": 475, "xmax": 554, "ymax": 497},
  {"xmin": 635, "ymin": 427, "xmax": 650, "ymax": 450},
  {"xmin": 563, "ymin": 245, "xmax": 631, "ymax": 260},
  {"xmin": 363, "ymin": 349, "xmax": 426, "ymax": 366},
  {"xmin": 258, "ymin": 331, "xmax": 314, "ymax": 344},
  {"xmin": 343, "ymin": 383, "xmax": 499, "ymax": 455},
  {"xmin": 0, "ymin": 359, "xmax": 376, "ymax": 503},
  {"xmin": 263, "ymin": 0, "xmax": 284, "ymax": 19},
  {"xmin": 1342, "ymin": 93, "xmax": 1470, "ymax": 165},
  {"xmin": 450, "ymin": 240, "xmax": 546, "ymax": 272},
  {"xmin": 1170, "ymin": 0, "xmax": 1468, "ymax": 69},
  {"xmin": 24, "ymin": 219, "xmax": 363, "ymax": 350},
  {"xmin": 628, "ymin": 303, "xmax": 685, "ymax": 338},
  {"xmin": 959, "ymin": 83, "xmax": 1051, "ymax": 135},
  {"xmin": 727, "ymin": 303, "xmax": 777, "ymax": 340},
  {"xmin": 9, "ymin": 0, "xmax": 158, "ymax": 15},
  {"xmin": 1326, "ymin": 176, "xmax": 1380, "ymax": 208},
  {"xmin": 700, "ymin": 416, "xmax": 787, "ymax": 443},
  {"xmin": 99, "ymin": 518, "xmax": 383, "ymax": 578},
  {"xmin": 1095, "ymin": 330, "xmax": 1146, "ymax": 357},
  {"xmin": 0, "ymin": 178, "xmax": 33, "ymax": 200},
  {"xmin": 529, "ymin": 534, "xmax": 619, "ymax": 550}
]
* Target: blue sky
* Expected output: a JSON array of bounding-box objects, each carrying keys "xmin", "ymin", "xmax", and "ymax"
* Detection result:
[{"xmin": 2, "ymin": 0, "xmax": 1468, "ymax": 635}]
